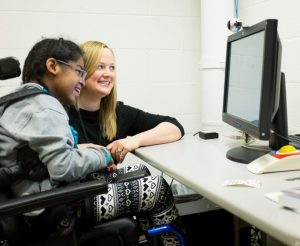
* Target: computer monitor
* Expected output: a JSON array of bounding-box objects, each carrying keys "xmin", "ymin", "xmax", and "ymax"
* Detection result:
[{"xmin": 222, "ymin": 19, "xmax": 288, "ymax": 164}]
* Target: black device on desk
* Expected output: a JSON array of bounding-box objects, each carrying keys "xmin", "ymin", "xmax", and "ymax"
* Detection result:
[
  {"xmin": 195, "ymin": 131, "xmax": 219, "ymax": 140},
  {"xmin": 222, "ymin": 19, "xmax": 289, "ymax": 164}
]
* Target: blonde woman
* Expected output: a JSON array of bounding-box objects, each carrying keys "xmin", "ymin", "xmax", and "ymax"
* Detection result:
[{"xmin": 68, "ymin": 40, "xmax": 184, "ymax": 245}]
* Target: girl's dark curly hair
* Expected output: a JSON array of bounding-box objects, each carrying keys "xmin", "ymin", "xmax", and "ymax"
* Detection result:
[{"xmin": 22, "ymin": 38, "xmax": 83, "ymax": 84}]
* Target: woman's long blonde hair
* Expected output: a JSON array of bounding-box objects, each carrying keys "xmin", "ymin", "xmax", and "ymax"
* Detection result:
[{"xmin": 80, "ymin": 41, "xmax": 117, "ymax": 141}]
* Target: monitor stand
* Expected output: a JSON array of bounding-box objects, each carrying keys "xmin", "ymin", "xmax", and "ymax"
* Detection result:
[
  {"xmin": 226, "ymin": 146, "xmax": 270, "ymax": 164},
  {"xmin": 226, "ymin": 73, "xmax": 288, "ymax": 164}
]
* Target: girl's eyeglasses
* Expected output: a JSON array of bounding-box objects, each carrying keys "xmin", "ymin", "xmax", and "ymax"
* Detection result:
[{"xmin": 56, "ymin": 59, "xmax": 87, "ymax": 81}]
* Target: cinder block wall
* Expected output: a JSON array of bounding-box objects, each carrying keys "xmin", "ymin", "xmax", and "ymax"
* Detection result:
[{"xmin": 0, "ymin": 0, "xmax": 201, "ymax": 133}]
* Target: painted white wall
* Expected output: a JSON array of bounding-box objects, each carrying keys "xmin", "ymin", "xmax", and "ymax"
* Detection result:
[
  {"xmin": 199, "ymin": 0, "xmax": 300, "ymax": 134},
  {"xmin": 1, "ymin": 1, "xmax": 300, "ymax": 135},
  {"xmin": 199, "ymin": 0, "xmax": 233, "ymax": 128},
  {"xmin": 0, "ymin": 0, "xmax": 201, "ymax": 133},
  {"xmin": 235, "ymin": 0, "xmax": 300, "ymax": 134}
]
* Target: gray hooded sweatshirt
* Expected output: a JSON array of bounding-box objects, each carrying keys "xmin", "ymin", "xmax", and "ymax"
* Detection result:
[{"xmin": 0, "ymin": 83, "xmax": 110, "ymax": 205}]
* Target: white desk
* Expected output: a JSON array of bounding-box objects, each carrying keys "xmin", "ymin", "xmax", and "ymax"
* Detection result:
[{"xmin": 134, "ymin": 132, "xmax": 300, "ymax": 246}]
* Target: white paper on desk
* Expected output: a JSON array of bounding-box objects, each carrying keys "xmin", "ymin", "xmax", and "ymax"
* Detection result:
[
  {"xmin": 264, "ymin": 191, "xmax": 300, "ymax": 214},
  {"xmin": 223, "ymin": 179, "xmax": 261, "ymax": 188},
  {"xmin": 264, "ymin": 191, "xmax": 283, "ymax": 203}
]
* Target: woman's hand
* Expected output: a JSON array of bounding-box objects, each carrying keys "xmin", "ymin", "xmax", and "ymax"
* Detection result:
[
  {"xmin": 106, "ymin": 163, "xmax": 117, "ymax": 173},
  {"xmin": 107, "ymin": 136, "xmax": 138, "ymax": 163},
  {"xmin": 79, "ymin": 143, "xmax": 117, "ymax": 172}
]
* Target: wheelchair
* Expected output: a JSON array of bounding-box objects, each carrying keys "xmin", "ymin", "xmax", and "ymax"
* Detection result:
[
  {"xmin": 0, "ymin": 179, "xmax": 185, "ymax": 246},
  {"xmin": 0, "ymin": 57, "xmax": 185, "ymax": 246}
]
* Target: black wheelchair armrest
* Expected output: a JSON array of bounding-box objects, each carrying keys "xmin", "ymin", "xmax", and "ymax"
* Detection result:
[
  {"xmin": 113, "ymin": 168, "xmax": 150, "ymax": 183},
  {"xmin": 0, "ymin": 180, "xmax": 107, "ymax": 217}
]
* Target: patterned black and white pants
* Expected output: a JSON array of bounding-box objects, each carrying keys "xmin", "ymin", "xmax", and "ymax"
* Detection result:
[
  {"xmin": 90, "ymin": 163, "xmax": 181, "ymax": 246},
  {"xmin": 0, "ymin": 164, "xmax": 181, "ymax": 246}
]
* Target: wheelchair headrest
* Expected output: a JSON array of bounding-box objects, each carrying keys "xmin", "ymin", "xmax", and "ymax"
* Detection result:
[{"xmin": 0, "ymin": 57, "xmax": 21, "ymax": 80}]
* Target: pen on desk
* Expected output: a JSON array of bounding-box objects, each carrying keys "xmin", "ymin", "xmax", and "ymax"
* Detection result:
[{"xmin": 285, "ymin": 177, "xmax": 300, "ymax": 181}]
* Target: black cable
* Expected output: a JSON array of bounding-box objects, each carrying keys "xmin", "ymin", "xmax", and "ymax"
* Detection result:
[
  {"xmin": 271, "ymin": 130, "xmax": 292, "ymax": 143},
  {"xmin": 170, "ymin": 178, "xmax": 174, "ymax": 187}
]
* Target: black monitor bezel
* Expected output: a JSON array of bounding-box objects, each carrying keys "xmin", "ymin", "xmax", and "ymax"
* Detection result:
[{"xmin": 222, "ymin": 19, "xmax": 279, "ymax": 141}]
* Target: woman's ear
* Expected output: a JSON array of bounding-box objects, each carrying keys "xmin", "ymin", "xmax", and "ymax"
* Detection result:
[{"xmin": 45, "ymin": 58, "xmax": 59, "ymax": 76}]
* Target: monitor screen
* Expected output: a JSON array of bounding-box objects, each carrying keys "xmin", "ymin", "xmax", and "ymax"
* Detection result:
[
  {"xmin": 222, "ymin": 19, "xmax": 288, "ymax": 164},
  {"xmin": 226, "ymin": 31, "xmax": 264, "ymax": 130}
]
